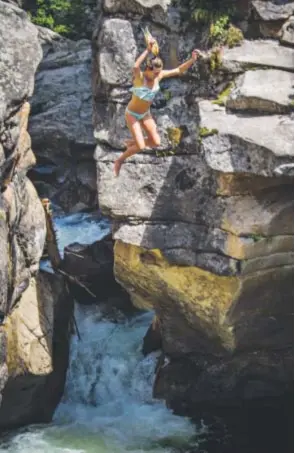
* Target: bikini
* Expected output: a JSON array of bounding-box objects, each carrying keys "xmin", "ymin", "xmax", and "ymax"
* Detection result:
[{"xmin": 126, "ymin": 78, "xmax": 160, "ymax": 120}]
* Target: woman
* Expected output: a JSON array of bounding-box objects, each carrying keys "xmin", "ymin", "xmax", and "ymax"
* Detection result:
[{"xmin": 114, "ymin": 40, "xmax": 200, "ymax": 176}]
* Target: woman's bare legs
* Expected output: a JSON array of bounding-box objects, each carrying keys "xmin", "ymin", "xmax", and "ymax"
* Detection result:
[
  {"xmin": 114, "ymin": 137, "xmax": 156, "ymax": 177},
  {"xmin": 114, "ymin": 112, "xmax": 161, "ymax": 176},
  {"xmin": 124, "ymin": 138, "xmax": 141, "ymax": 147},
  {"xmin": 114, "ymin": 111, "xmax": 146, "ymax": 177}
]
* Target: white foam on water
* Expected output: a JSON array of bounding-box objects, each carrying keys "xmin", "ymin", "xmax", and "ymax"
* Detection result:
[
  {"xmin": 0, "ymin": 305, "xmax": 199, "ymax": 453},
  {"xmin": 40, "ymin": 212, "xmax": 111, "ymax": 272},
  {"xmin": 53, "ymin": 212, "xmax": 111, "ymax": 257},
  {"xmin": 55, "ymin": 305, "xmax": 198, "ymax": 452},
  {"xmin": 1, "ymin": 214, "xmax": 203, "ymax": 452}
]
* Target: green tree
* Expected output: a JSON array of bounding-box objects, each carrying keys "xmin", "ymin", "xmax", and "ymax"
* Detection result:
[{"xmin": 24, "ymin": 0, "xmax": 93, "ymax": 39}]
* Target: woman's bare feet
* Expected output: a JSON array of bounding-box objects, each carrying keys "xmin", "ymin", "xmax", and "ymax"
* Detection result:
[{"xmin": 114, "ymin": 159, "xmax": 123, "ymax": 177}]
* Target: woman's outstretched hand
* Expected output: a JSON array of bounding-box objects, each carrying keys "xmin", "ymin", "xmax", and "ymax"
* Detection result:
[
  {"xmin": 191, "ymin": 49, "xmax": 200, "ymax": 61},
  {"xmin": 147, "ymin": 38, "xmax": 156, "ymax": 51}
]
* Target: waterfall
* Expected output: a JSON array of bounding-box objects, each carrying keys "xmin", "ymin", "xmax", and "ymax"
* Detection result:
[{"xmin": 0, "ymin": 214, "xmax": 201, "ymax": 453}]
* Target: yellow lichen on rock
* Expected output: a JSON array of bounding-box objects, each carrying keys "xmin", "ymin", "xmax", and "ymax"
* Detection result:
[
  {"xmin": 4, "ymin": 276, "xmax": 53, "ymax": 377},
  {"xmin": 114, "ymin": 241, "xmax": 293, "ymax": 356},
  {"xmin": 215, "ymin": 173, "xmax": 288, "ymax": 196},
  {"xmin": 114, "ymin": 240, "xmax": 241, "ymax": 351},
  {"xmin": 167, "ymin": 127, "xmax": 183, "ymax": 147}
]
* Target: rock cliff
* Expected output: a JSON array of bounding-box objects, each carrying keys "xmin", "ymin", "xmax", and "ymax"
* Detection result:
[
  {"xmin": 28, "ymin": 27, "xmax": 97, "ymax": 213},
  {"xmin": 94, "ymin": 0, "xmax": 294, "ymax": 411},
  {"xmin": 0, "ymin": 1, "xmax": 72, "ymax": 430}
]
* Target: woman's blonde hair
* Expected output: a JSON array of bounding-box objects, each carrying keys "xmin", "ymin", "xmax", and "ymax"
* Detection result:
[{"xmin": 146, "ymin": 56, "xmax": 163, "ymax": 70}]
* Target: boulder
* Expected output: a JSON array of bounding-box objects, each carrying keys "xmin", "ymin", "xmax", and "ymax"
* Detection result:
[
  {"xmin": 251, "ymin": 1, "xmax": 294, "ymax": 39},
  {"xmin": 62, "ymin": 238, "xmax": 135, "ymax": 313},
  {"xmin": 280, "ymin": 15, "xmax": 294, "ymax": 46},
  {"xmin": 222, "ymin": 39, "xmax": 294, "ymax": 72},
  {"xmin": 0, "ymin": 1, "xmax": 42, "ymax": 122},
  {"xmin": 1, "ymin": 178, "xmax": 46, "ymax": 313},
  {"xmin": 0, "ymin": 272, "xmax": 72, "ymax": 430},
  {"xmin": 103, "ymin": 0, "xmax": 173, "ymax": 27},
  {"xmin": 114, "ymin": 241, "xmax": 293, "ymax": 355},
  {"xmin": 227, "ymin": 69, "xmax": 294, "ymax": 113},
  {"xmin": 154, "ymin": 348, "xmax": 293, "ymax": 411},
  {"xmin": 104, "ymin": 0, "xmax": 171, "ymax": 14},
  {"xmin": 199, "ymin": 100, "xmax": 293, "ymax": 176},
  {"xmin": 28, "ymin": 31, "xmax": 96, "ymax": 213},
  {"xmin": 97, "ymin": 18, "xmax": 137, "ymax": 87},
  {"xmin": 252, "ymin": 1, "xmax": 293, "ymax": 21}
]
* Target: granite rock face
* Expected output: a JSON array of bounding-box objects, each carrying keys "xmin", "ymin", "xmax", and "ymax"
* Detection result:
[
  {"xmin": 0, "ymin": 272, "xmax": 72, "ymax": 430},
  {"xmin": 226, "ymin": 68, "xmax": 294, "ymax": 113},
  {"xmin": 252, "ymin": 0, "xmax": 294, "ymax": 39},
  {"xmin": 28, "ymin": 28, "xmax": 97, "ymax": 213},
  {"xmin": 94, "ymin": 0, "xmax": 294, "ymax": 409},
  {"xmin": 0, "ymin": 2, "xmax": 72, "ymax": 430},
  {"xmin": 0, "ymin": 1, "xmax": 44, "ymax": 316},
  {"xmin": 62, "ymin": 236, "xmax": 134, "ymax": 314}
]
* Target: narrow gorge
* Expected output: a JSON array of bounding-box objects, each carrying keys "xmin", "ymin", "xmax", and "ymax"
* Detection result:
[{"xmin": 0, "ymin": 0, "xmax": 293, "ymax": 452}]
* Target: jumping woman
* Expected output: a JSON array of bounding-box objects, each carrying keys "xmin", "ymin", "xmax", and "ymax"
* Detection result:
[{"xmin": 114, "ymin": 39, "xmax": 200, "ymax": 176}]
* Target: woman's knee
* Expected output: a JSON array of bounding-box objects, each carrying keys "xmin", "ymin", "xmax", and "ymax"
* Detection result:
[
  {"xmin": 131, "ymin": 125, "xmax": 146, "ymax": 149},
  {"xmin": 135, "ymin": 138, "xmax": 146, "ymax": 150},
  {"xmin": 152, "ymin": 134, "xmax": 161, "ymax": 147}
]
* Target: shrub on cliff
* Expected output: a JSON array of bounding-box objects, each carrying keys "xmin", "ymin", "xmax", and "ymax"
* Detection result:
[
  {"xmin": 23, "ymin": 0, "xmax": 93, "ymax": 39},
  {"xmin": 189, "ymin": 0, "xmax": 243, "ymax": 47}
]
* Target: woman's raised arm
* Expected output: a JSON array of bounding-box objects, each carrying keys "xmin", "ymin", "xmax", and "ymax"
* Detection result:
[
  {"xmin": 133, "ymin": 40, "xmax": 155, "ymax": 77},
  {"xmin": 160, "ymin": 49, "xmax": 199, "ymax": 79}
]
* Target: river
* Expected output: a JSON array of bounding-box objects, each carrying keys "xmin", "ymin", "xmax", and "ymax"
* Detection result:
[
  {"xmin": 0, "ymin": 213, "xmax": 202, "ymax": 453},
  {"xmin": 0, "ymin": 213, "xmax": 291, "ymax": 453}
]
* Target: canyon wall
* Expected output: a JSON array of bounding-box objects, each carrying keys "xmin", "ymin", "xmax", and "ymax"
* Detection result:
[{"xmin": 94, "ymin": 0, "xmax": 294, "ymax": 410}]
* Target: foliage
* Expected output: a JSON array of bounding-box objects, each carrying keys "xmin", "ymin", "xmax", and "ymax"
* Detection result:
[
  {"xmin": 208, "ymin": 14, "xmax": 243, "ymax": 47},
  {"xmin": 23, "ymin": 0, "xmax": 91, "ymax": 39},
  {"xmin": 162, "ymin": 89, "xmax": 172, "ymax": 102},
  {"xmin": 199, "ymin": 127, "xmax": 218, "ymax": 138},
  {"xmin": 209, "ymin": 47, "xmax": 223, "ymax": 72},
  {"xmin": 155, "ymin": 127, "xmax": 184, "ymax": 158},
  {"xmin": 189, "ymin": 0, "xmax": 243, "ymax": 48},
  {"xmin": 167, "ymin": 127, "xmax": 183, "ymax": 147},
  {"xmin": 226, "ymin": 24, "xmax": 244, "ymax": 48},
  {"xmin": 249, "ymin": 233, "xmax": 264, "ymax": 243},
  {"xmin": 190, "ymin": 0, "xmax": 235, "ymax": 24},
  {"xmin": 212, "ymin": 82, "xmax": 234, "ymax": 106},
  {"xmin": 209, "ymin": 15, "xmax": 230, "ymax": 42}
]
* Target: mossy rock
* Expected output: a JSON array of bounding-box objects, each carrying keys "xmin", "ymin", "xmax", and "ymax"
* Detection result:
[
  {"xmin": 210, "ymin": 47, "xmax": 223, "ymax": 72},
  {"xmin": 198, "ymin": 127, "xmax": 219, "ymax": 144},
  {"xmin": 226, "ymin": 24, "xmax": 243, "ymax": 48},
  {"xmin": 155, "ymin": 127, "xmax": 185, "ymax": 158},
  {"xmin": 212, "ymin": 82, "xmax": 234, "ymax": 106},
  {"xmin": 167, "ymin": 127, "xmax": 183, "ymax": 147},
  {"xmin": 249, "ymin": 234, "xmax": 265, "ymax": 243},
  {"xmin": 199, "ymin": 127, "xmax": 219, "ymax": 137},
  {"xmin": 162, "ymin": 89, "xmax": 172, "ymax": 101}
]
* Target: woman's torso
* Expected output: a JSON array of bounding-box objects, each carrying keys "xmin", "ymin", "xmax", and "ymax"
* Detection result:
[{"xmin": 127, "ymin": 72, "xmax": 160, "ymax": 113}]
